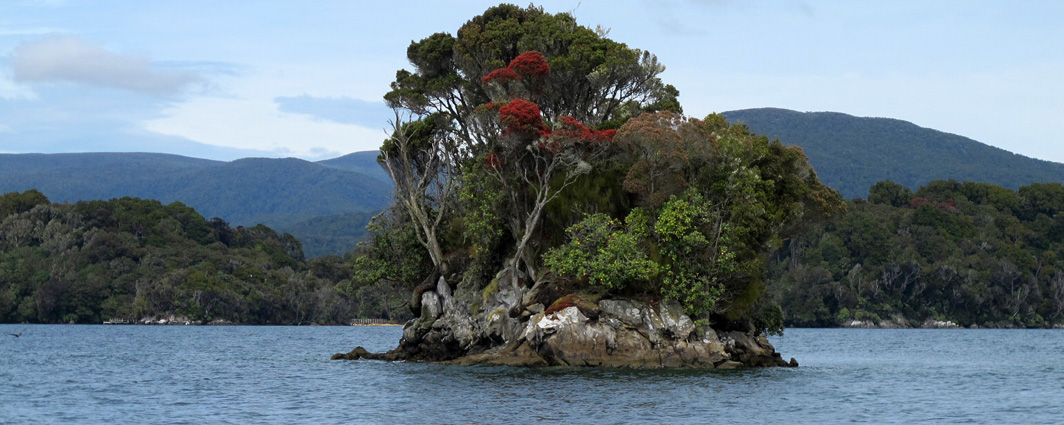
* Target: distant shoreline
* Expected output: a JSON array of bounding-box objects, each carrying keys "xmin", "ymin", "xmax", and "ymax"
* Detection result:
[
  {"xmin": 4, "ymin": 323, "xmax": 1059, "ymax": 330},
  {"xmin": 350, "ymin": 323, "xmax": 403, "ymax": 327},
  {"xmin": 90, "ymin": 320, "xmax": 405, "ymax": 327}
]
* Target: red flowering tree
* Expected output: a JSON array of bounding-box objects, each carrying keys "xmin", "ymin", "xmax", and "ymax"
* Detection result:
[
  {"xmin": 380, "ymin": 6, "xmax": 680, "ymax": 287},
  {"xmin": 481, "ymin": 67, "xmax": 520, "ymax": 84},
  {"xmin": 482, "ymin": 51, "xmax": 550, "ymax": 101},
  {"xmin": 508, "ymin": 51, "xmax": 550, "ymax": 78},
  {"xmin": 385, "ymin": 5, "xmax": 680, "ymax": 150},
  {"xmin": 475, "ymin": 51, "xmax": 622, "ymax": 285},
  {"xmin": 497, "ymin": 98, "xmax": 546, "ymax": 136},
  {"xmin": 360, "ymin": 6, "xmax": 846, "ymax": 361}
]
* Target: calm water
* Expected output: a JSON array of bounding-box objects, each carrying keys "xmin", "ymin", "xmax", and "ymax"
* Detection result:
[{"xmin": 1, "ymin": 325, "xmax": 1061, "ymax": 424}]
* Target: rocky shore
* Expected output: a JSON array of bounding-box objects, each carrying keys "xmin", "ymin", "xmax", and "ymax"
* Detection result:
[
  {"xmin": 99, "ymin": 314, "xmax": 236, "ymax": 325},
  {"xmin": 836, "ymin": 314, "xmax": 1040, "ymax": 329},
  {"xmin": 333, "ymin": 274, "xmax": 796, "ymax": 369}
]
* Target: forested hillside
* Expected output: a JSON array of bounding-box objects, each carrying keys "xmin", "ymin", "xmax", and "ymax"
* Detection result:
[
  {"xmin": 722, "ymin": 108, "xmax": 1064, "ymax": 199},
  {"xmin": 0, "ymin": 190, "xmax": 411, "ymax": 324},
  {"xmin": 0, "ymin": 153, "xmax": 221, "ymax": 200},
  {"xmin": 0, "ymin": 153, "xmax": 392, "ymax": 257},
  {"xmin": 767, "ymin": 180, "xmax": 1064, "ymax": 328},
  {"xmin": 317, "ymin": 151, "xmax": 391, "ymax": 182}
]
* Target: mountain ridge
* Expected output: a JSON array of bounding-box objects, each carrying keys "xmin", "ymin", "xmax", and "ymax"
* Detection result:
[
  {"xmin": 0, "ymin": 152, "xmax": 391, "ymax": 257},
  {"xmin": 721, "ymin": 108, "xmax": 1064, "ymax": 199}
]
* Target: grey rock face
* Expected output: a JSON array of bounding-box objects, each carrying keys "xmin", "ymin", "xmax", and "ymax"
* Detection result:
[{"xmin": 343, "ymin": 273, "xmax": 794, "ymax": 369}]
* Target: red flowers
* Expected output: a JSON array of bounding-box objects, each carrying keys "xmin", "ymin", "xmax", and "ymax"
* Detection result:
[
  {"xmin": 485, "ymin": 51, "xmax": 612, "ymax": 149},
  {"xmin": 481, "ymin": 68, "xmax": 520, "ymax": 84},
  {"xmin": 481, "ymin": 51, "xmax": 550, "ymax": 84},
  {"xmin": 498, "ymin": 98, "xmax": 545, "ymax": 133},
  {"xmin": 553, "ymin": 116, "xmax": 616, "ymax": 144},
  {"xmin": 508, "ymin": 51, "xmax": 550, "ymax": 79}
]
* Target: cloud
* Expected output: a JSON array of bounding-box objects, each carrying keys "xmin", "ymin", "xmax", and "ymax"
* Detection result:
[
  {"xmin": 143, "ymin": 95, "xmax": 386, "ymax": 159},
  {"xmin": 0, "ymin": 84, "xmax": 277, "ymax": 160},
  {"xmin": 10, "ymin": 35, "xmax": 204, "ymax": 95},
  {"xmin": 274, "ymin": 94, "xmax": 392, "ymax": 129}
]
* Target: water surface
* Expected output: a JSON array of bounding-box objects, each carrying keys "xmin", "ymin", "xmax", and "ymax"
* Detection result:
[{"xmin": 2, "ymin": 325, "xmax": 1060, "ymax": 424}]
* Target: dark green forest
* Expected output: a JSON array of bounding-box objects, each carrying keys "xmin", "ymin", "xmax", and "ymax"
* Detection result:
[
  {"xmin": 0, "ymin": 153, "xmax": 392, "ymax": 257},
  {"xmin": 768, "ymin": 180, "xmax": 1064, "ymax": 328},
  {"xmin": 722, "ymin": 108, "xmax": 1064, "ymax": 200},
  {"xmin": 0, "ymin": 190, "xmax": 411, "ymax": 324}
]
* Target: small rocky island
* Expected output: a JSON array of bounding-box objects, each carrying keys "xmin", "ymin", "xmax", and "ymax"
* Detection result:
[
  {"xmin": 333, "ymin": 4, "xmax": 842, "ymax": 368},
  {"xmin": 334, "ymin": 280, "xmax": 796, "ymax": 368}
]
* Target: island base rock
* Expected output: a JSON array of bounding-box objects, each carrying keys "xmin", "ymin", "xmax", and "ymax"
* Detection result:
[{"xmin": 335, "ymin": 277, "xmax": 795, "ymax": 369}]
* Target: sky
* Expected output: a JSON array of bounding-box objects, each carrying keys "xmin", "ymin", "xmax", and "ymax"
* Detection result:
[{"xmin": 1, "ymin": 0, "xmax": 1062, "ymax": 163}]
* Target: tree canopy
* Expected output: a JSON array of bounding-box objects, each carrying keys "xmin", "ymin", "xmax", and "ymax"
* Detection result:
[
  {"xmin": 769, "ymin": 180, "xmax": 1064, "ymax": 328},
  {"xmin": 384, "ymin": 4, "xmax": 680, "ymax": 148},
  {"xmin": 0, "ymin": 191, "xmax": 410, "ymax": 325},
  {"xmin": 369, "ymin": 4, "xmax": 844, "ymax": 334}
]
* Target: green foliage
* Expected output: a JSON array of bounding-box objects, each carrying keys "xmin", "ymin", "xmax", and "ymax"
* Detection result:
[
  {"xmin": 380, "ymin": 113, "xmax": 451, "ymax": 159},
  {"xmin": 868, "ymin": 180, "xmax": 913, "ymax": 207},
  {"xmin": 768, "ymin": 180, "xmax": 1064, "ymax": 328},
  {"xmin": 0, "ymin": 189, "xmax": 50, "ymax": 218},
  {"xmin": 456, "ymin": 165, "xmax": 505, "ymax": 258},
  {"xmin": 540, "ymin": 112, "xmax": 843, "ymax": 326},
  {"xmin": 541, "ymin": 164, "xmax": 631, "ymax": 246},
  {"xmin": 652, "ymin": 191, "xmax": 719, "ymax": 316},
  {"xmin": 543, "ymin": 212, "xmax": 659, "ymax": 289},
  {"xmin": 351, "ymin": 208, "xmax": 432, "ymax": 287},
  {"xmin": 749, "ymin": 299, "xmax": 785, "ymax": 336},
  {"xmin": 0, "ymin": 192, "xmax": 395, "ymax": 325},
  {"xmin": 611, "ymin": 112, "xmax": 844, "ymax": 322}
]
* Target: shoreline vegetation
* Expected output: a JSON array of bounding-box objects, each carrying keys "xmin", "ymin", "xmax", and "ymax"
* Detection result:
[
  {"xmin": 767, "ymin": 180, "xmax": 1064, "ymax": 329},
  {"xmin": 0, "ymin": 191, "xmax": 414, "ymax": 326},
  {"xmin": 102, "ymin": 316, "xmax": 403, "ymax": 326},
  {"xmin": 3, "ymin": 182, "xmax": 1061, "ymax": 331}
]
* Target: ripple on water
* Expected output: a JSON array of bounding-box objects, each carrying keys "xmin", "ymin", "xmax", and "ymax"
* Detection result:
[{"xmin": 1, "ymin": 325, "xmax": 1062, "ymax": 424}]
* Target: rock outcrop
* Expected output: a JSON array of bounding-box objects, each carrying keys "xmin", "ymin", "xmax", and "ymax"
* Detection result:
[{"xmin": 334, "ymin": 271, "xmax": 796, "ymax": 369}]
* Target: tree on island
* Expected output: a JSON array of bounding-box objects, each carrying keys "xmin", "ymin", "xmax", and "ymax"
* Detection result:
[{"xmin": 350, "ymin": 4, "xmax": 843, "ymax": 367}]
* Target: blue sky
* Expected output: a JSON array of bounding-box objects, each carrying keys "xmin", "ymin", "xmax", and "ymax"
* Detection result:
[{"xmin": 1, "ymin": 0, "xmax": 1062, "ymax": 162}]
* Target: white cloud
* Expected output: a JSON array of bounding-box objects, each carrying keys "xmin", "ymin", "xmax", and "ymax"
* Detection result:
[
  {"xmin": 11, "ymin": 35, "xmax": 204, "ymax": 95},
  {"xmin": 274, "ymin": 94, "xmax": 392, "ymax": 128},
  {"xmin": 143, "ymin": 95, "xmax": 385, "ymax": 159}
]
